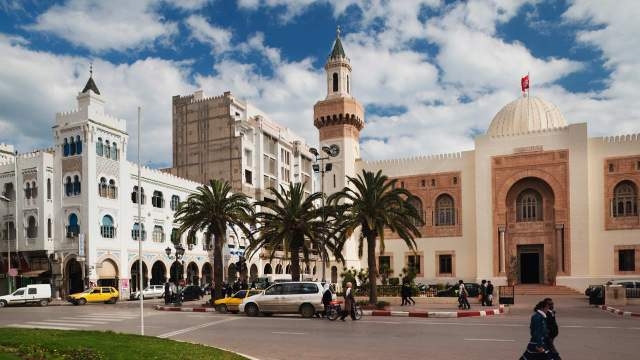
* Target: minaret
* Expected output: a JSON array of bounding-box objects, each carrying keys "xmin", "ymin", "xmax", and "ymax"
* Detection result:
[{"xmin": 313, "ymin": 27, "xmax": 365, "ymax": 195}]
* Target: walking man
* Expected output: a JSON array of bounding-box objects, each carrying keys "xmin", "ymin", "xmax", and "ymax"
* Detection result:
[
  {"xmin": 458, "ymin": 280, "xmax": 470, "ymax": 310},
  {"xmin": 404, "ymin": 281, "xmax": 415, "ymax": 305},
  {"xmin": 340, "ymin": 282, "xmax": 356, "ymax": 321},
  {"xmin": 486, "ymin": 281, "xmax": 494, "ymax": 306},
  {"xmin": 163, "ymin": 281, "xmax": 171, "ymax": 305},
  {"xmin": 544, "ymin": 298, "xmax": 561, "ymax": 359},
  {"xmin": 400, "ymin": 279, "xmax": 408, "ymax": 306},
  {"xmin": 480, "ymin": 279, "xmax": 487, "ymax": 306}
]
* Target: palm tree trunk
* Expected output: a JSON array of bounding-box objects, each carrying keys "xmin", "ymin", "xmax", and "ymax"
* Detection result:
[
  {"xmin": 291, "ymin": 246, "xmax": 301, "ymax": 281},
  {"xmin": 213, "ymin": 235, "xmax": 224, "ymax": 301},
  {"xmin": 367, "ymin": 233, "xmax": 377, "ymax": 305}
]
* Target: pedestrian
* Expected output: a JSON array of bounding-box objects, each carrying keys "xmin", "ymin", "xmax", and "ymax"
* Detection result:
[
  {"xmin": 250, "ymin": 280, "xmax": 256, "ymax": 290},
  {"xmin": 480, "ymin": 279, "xmax": 487, "ymax": 306},
  {"xmin": 458, "ymin": 280, "xmax": 470, "ymax": 310},
  {"xmin": 340, "ymin": 282, "xmax": 356, "ymax": 321},
  {"xmin": 543, "ymin": 298, "xmax": 561, "ymax": 359},
  {"xmin": 319, "ymin": 283, "xmax": 332, "ymax": 318},
  {"xmin": 519, "ymin": 300, "xmax": 554, "ymax": 360},
  {"xmin": 169, "ymin": 281, "xmax": 177, "ymax": 303},
  {"xmin": 400, "ymin": 279, "xmax": 408, "ymax": 306},
  {"xmin": 163, "ymin": 281, "xmax": 171, "ymax": 305},
  {"xmin": 404, "ymin": 281, "xmax": 415, "ymax": 305},
  {"xmin": 486, "ymin": 281, "xmax": 494, "ymax": 307}
]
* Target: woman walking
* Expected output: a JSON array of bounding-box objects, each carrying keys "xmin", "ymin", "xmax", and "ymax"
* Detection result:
[{"xmin": 519, "ymin": 300, "xmax": 556, "ymax": 360}]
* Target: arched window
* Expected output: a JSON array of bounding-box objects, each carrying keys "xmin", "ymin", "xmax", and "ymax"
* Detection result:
[
  {"xmin": 613, "ymin": 181, "xmax": 638, "ymax": 217},
  {"xmin": 516, "ymin": 189, "xmax": 542, "ymax": 222},
  {"xmin": 347, "ymin": 75, "xmax": 350, "ymax": 93},
  {"xmin": 47, "ymin": 218, "xmax": 52, "ymax": 238},
  {"xmin": 132, "ymin": 222, "xmax": 146, "ymax": 241},
  {"xmin": 104, "ymin": 140, "xmax": 111, "ymax": 159},
  {"xmin": 170, "ymin": 228, "xmax": 180, "ymax": 245},
  {"xmin": 67, "ymin": 213, "xmax": 79, "ymax": 238},
  {"xmin": 407, "ymin": 196, "xmax": 424, "ymax": 226},
  {"xmin": 99, "ymin": 177, "xmax": 108, "ymax": 197},
  {"xmin": 31, "ymin": 181, "xmax": 37, "ymax": 199},
  {"xmin": 170, "ymin": 195, "xmax": 180, "ymax": 211},
  {"xmin": 69, "ymin": 137, "xmax": 76, "ymax": 156},
  {"xmin": 3, "ymin": 183, "xmax": 15, "ymax": 201},
  {"xmin": 24, "ymin": 182, "xmax": 31, "ymax": 199},
  {"xmin": 101, "ymin": 215, "xmax": 115, "ymax": 238},
  {"xmin": 3, "ymin": 221, "xmax": 16, "ymax": 240},
  {"xmin": 131, "ymin": 186, "xmax": 145, "ymax": 204},
  {"xmin": 111, "ymin": 142, "xmax": 118, "ymax": 160},
  {"xmin": 332, "ymin": 73, "xmax": 338, "ymax": 92},
  {"xmin": 263, "ymin": 263, "xmax": 272, "ymax": 274},
  {"xmin": 76, "ymin": 135, "xmax": 82, "ymax": 155},
  {"xmin": 153, "ymin": 225, "xmax": 165, "ymax": 243},
  {"xmin": 96, "ymin": 137, "xmax": 103, "ymax": 156},
  {"xmin": 64, "ymin": 176, "xmax": 73, "ymax": 196},
  {"xmin": 26, "ymin": 216, "xmax": 37, "ymax": 238},
  {"xmin": 46, "ymin": 178, "xmax": 51, "ymax": 200},
  {"xmin": 63, "ymin": 138, "xmax": 70, "ymax": 157},
  {"xmin": 152, "ymin": 191, "xmax": 164, "ymax": 208},
  {"xmin": 108, "ymin": 179, "xmax": 117, "ymax": 199},
  {"xmin": 435, "ymin": 194, "xmax": 455, "ymax": 226},
  {"xmin": 275, "ymin": 264, "xmax": 283, "ymax": 274},
  {"xmin": 73, "ymin": 175, "xmax": 81, "ymax": 195}
]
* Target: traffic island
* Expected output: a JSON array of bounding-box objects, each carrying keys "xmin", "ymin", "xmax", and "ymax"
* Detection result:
[
  {"xmin": 599, "ymin": 305, "xmax": 640, "ymax": 318},
  {"xmin": 0, "ymin": 328, "xmax": 249, "ymax": 359}
]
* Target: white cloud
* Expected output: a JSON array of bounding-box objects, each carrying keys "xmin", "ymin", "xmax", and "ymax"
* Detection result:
[
  {"xmin": 185, "ymin": 15, "xmax": 233, "ymax": 54},
  {"xmin": 25, "ymin": 0, "xmax": 178, "ymax": 52}
]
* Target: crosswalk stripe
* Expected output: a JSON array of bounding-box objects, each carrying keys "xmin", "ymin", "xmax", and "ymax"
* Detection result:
[
  {"xmin": 74, "ymin": 314, "xmax": 137, "ymax": 319},
  {"xmin": 7, "ymin": 324, "xmax": 79, "ymax": 330},
  {"xmin": 46, "ymin": 319, "xmax": 99, "ymax": 324},
  {"xmin": 59, "ymin": 317, "xmax": 124, "ymax": 322},
  {"xmin": 26, "ymin": 322, "xmax": 92, "ymax": 327}
]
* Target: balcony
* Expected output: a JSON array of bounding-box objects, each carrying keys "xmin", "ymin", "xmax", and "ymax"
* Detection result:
[{"xmin": 101, "ymin": 226, "xmax": 117, "ymax": 239}]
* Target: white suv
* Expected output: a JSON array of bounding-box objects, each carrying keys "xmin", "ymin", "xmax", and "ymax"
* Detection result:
[
  {"xmin": 240, "ymin": 281, "xmax": 323, "ymax": 318},
  {"xmin": 130, "ymin": 285, "xmax": 165, "ymax": 300}
]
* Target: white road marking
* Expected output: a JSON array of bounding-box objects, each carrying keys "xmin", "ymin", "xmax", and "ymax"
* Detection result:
[
  {"xmin": 45, "ymin": 319, "xmax": 98, "ymax": 324},
  {"xmin": 7, "ymin": 324, "xmax": 79, "ymax": 330},
  {"xmin": 464, "ymin": 338, "xmax": 515, "ymax": 342},
  {"xmin": 59, "ymin": 317, "xmax": 124, "ymax": 322},
  {"xmin": 26, "ymin": 322, "xmax": 92, "ymax": 327},
  {"xmin": 158, "ymin": 318, "xmax": 239, "ymax": 339},
  {"xmin": 271, "ymin": 331, "xmax": 306, "ymax": 335}
]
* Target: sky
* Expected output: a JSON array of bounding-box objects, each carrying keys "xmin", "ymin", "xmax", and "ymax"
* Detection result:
[{"xmin": 0, "ymin": 0, "xmax": 638, "ymax": 168}]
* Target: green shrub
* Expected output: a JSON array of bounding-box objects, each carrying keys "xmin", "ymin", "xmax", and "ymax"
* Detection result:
[
  {"xmin": 375, "ymin": 300, "xmax": 390, "ymax": 309},
  {"xmin": 389, "ymin": 277, "xmax": 400, "ymax": 286}
]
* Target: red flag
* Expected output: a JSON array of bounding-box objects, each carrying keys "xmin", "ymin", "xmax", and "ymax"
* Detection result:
[{"xmin": 521, "ymin": 75, "xmax": 529, "ymax": 92}]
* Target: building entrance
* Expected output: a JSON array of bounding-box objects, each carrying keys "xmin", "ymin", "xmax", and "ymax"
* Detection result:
[{"xmin": 518, "ymin": 245, "xmax": 543, "ymax": 284}]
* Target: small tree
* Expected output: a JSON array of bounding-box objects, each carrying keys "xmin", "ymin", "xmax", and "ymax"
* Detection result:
[
  {"xmin": 378, "ymin": 265, "xmax": 394, "ymax": 285},
  {"xmin": 340, "ymin": 267, "xmax": 358, "ymax": 291}
]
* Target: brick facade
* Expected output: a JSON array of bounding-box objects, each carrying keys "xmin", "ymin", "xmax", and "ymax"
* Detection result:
[{"xmin": 604, "ymin": 155, "xmax": 640, "ymax": 230}]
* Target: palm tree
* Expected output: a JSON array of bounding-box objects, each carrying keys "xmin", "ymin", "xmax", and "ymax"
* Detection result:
[
  {"xmin": 328, "ymin": 170, "xmax": 422, "ymax": 304},
  {"xmin": 246, "ymin": 182, "xmax": 344, "ymax": 282},
  {"xmin": 174, "ymin": 179, "xmax": 254, "ymax": 300}
]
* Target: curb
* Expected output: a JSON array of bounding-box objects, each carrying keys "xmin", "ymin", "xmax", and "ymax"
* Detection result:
[
  {"xmin": 155, "ymin": 304, "xmax": 507, "ymax": 318},
  {"xmin": 599, "ymin": 305, "xmax": 640, "ymax": 318},
  {"xmin": 362, "ymin": 305, "xmax": 506, "ymax": 318}
]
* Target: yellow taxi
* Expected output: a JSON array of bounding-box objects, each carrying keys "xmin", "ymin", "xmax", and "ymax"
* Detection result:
[
  {"xmin": 67, "ymin": 287, "xmax": 119, "ymax": 305},
  {"xmin": 214, "ymin": 289, "xmax": 263, "ymax": 313}
]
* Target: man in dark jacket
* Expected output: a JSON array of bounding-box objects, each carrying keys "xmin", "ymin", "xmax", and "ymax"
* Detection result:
[
  {"xmin": 340, "ymin": 282, "xmax": 356, "ymax": 321},
  {"xmin": 544, "ymin": 298, "xmax": 561, "ymax": 359},
  {"xmin": 163, "ymin": 281, "xmax": 171, "ymax": 305}
]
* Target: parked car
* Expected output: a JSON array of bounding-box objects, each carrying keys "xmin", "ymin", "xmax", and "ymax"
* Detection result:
[
  {"xmin": 585, "ymin": 279, "xmax": 640, "ymax": 296},
  {"xmin": 437, "ymin": 283, "xmax": 481, "ymax": 297},
  {"xmin": 239, "ymin": 281, "xmax": 324, "ymax": 318},
  {"xmin": 68, "ymin": 287, "xmax": 119, "ymax": 305},
  {"xmin": 130, "ymin": 285, "xmax": 165, "ymax": 300},
  {"xmin": 214, "ymin": 289, "xmax": 264, "ymax": 313},
  {"xmin": 0, "ymin": 284, "xmax": 52, "ymax": 308},
  {"xmin": 181, "ymin": 285, "xmax": 204, "ymax": 302}
]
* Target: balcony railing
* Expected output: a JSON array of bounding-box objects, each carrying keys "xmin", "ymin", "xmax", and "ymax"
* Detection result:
[{"xmin": 101, "ymin": 226, "xmax": 116, "ymax": 239}]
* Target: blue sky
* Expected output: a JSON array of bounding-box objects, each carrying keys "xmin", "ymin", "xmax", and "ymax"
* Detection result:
[{"xmin": 0, "ymin": 0, "xmax": 638, "ymax": 167}]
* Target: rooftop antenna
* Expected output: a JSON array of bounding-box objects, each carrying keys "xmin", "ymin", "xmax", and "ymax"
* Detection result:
[{"xmin": 89, "ymin": 62, "xmax": 93, "ymax": 78}]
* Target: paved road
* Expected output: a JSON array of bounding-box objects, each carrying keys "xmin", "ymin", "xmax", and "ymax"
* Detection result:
[{"xmin": 0, "ymin": 298, "xmax": 637, "ymax": 360}]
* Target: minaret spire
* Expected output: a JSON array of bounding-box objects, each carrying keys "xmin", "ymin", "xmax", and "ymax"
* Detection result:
[{"xmin": 81, "ymin": 63, "xmax": 101, "ymax": 95}]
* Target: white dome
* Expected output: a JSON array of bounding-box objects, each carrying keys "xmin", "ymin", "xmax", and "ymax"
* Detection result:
[{"xmin": 487, "ymin": 96, "xmax": 567, "ymax": 136}]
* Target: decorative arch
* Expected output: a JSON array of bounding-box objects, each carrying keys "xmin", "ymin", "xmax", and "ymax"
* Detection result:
[
  {"xmin": 330, "ymin": 266, "xmax": 338, "ymax": 284},
  {"xmin": 434, "ymin": 193, "xmax": 455, "ymax": 226},
  {"xmin": 263, "ymin": 263, "xmax": 272, "ymax": 275},
  {"xmin": 186, "ymin": 262, "xmax": 199, "ymax": 285},
  {"xmin": 250, "ymin": 264, "xmax": 258, "ymax": 281},
  {"xmin": 202, "ymin": 262, "xmax": 213, "ymax": 285},
  {"xmin": 612, "ymin": 180, "xmax": 638, "ymax": 217},
  {"xmin": 275, "ymin": 263, "xmax": 283, "ymax": 274},
  {"xmin": 227, "ymin": 263, "xmax": 237, "ymax": 283},
  {"xmin": 332, "ymin": 72, "xmax": 338, "ymax": 92},
  {"xmin": 96, "ymin": 258, "xmax": 119, "ymax": 287},
  {"xmin": 63, "ymin": 255, "xmax": 84, "ymax": 296},
  {"xmin": 151, "ymin": 260, "xmax": 167, "ymax": 285},
  {"xmin": 130, "ymin": 259, "xmax": 149, "ymax": 292}
]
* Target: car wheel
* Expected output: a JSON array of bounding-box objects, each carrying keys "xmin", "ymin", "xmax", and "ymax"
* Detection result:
[
  {"xmin": 216, "ymin": 304, "xmax": 228, "ymax": 313},
  {"xmin": 78, "ymin": 298, "xmax": 87, "ymax": 305},
  {"xmin": 0, "ymin": 300, "xmax": 7, "ymax": 308},
  {"xmin": 245, "ymin": 303, "xmax": 259, "ymax": 317},
  {"xmin": 39, "ymin": 299, "xmax": 49, "ymax": 307},
  {"xmin": 300, "ymin": 303, "xmax": 315, "ymax": 318}
]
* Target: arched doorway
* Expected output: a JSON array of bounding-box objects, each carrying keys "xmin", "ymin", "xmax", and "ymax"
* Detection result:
[
  {"xmin": 66, "ymin": 258, "xmax": 83, "ymax": 295},
  {"xmin": 187, "ymin": 262, "xmax": 199, "ymax": 285},
  {"xmin": 130, "ymin": 260, "xmax": 148, "ymax": 292},
  {"xmin": 285, "ymin": 264, "xmax": 291, "ymax": 274},
  {"xmin": 170, "ymin": 261, "xmax": 183, "ymax": 283},
  {"xmin": 151, "ymin": 261, "xmax": 167, "ymax": 285},
  {"xmin": 227, "ymin": 263, "xmax": 237, "ymax": 283},
  {"xmin": 202, "ymin": 263, "xmax": 213, "ymax": 285},
  {"xmin": 331, "ymin": 266, "xmax": 338, "ymax": 284},
  {"xmin": 504, "ymin": 177, "xmax": 556, "ymax": 285},
  {"xmin": 249, "ymin": 264, "xmax": 258, "ymax": 281},
  {"xmin": 275, "ymin": 264, "xmax": 282, "ymax": 274},
  {"xmin": 263, "ymin": 263, "xmax": 272, "ymax": 274},
  {"xmin": 97, "ymin": 259, "xmax": 118, "ymax": 287}
]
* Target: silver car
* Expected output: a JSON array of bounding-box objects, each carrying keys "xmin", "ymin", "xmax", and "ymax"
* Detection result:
[{"xmin": 240, "ymin": 281, "xmax": 323, "ymax": 318}]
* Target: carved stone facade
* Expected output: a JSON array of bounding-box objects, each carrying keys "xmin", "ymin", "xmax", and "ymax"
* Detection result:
[
  {"xmin": 604, "ymin": 155, "xmax": 640, "ymax": 230},
  {"xmin": 492, "ymin": 149, "xmax": 570, "ymax": 283}
]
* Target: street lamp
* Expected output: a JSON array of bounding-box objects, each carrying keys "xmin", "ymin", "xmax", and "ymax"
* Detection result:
[
  {"xmin": 165, "ymin": 243, "xmax": 185, "ymax": 283},
  {"xmin": 309, "ymin": 144, "xmax": 339, "ymax": 283},
  {"xmin": 0, "ymin": 194, "xmax": 12, "ymax": 294}
]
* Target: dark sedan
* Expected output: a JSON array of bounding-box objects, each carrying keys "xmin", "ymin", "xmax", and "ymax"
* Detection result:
[
  {"xmin": 181, "ymin": 285, "xmax": 204, "ymax": 302},
  {"xmin": 437, "ymin": 283, "xmax": 481, "ymax": 297}
]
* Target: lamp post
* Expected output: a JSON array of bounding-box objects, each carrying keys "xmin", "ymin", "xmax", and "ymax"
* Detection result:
[
  {"xmin": 165, "ymin": 243, "xmax": 185, "ymax": 285},
  {"xmin": 0, "ymin": 194, "xmax": 11, "ymax": 294},
  {"xmin": 309, "ymin": 144, "xmax": 339, "ymax": 283}
]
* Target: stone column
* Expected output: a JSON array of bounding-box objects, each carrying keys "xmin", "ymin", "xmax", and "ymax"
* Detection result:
[
  {"xmin": 498, "ymin": 225, "xmax": 506, "ymax": 274},
  {"xmin": 555, "ymin": 224, "xmax": 564, "ymax": 273}
]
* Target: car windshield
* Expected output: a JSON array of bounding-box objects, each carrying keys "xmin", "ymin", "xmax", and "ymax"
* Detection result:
[{"xmin": 233, "ymin": 291, "xmax": 247, "ymax": 298}]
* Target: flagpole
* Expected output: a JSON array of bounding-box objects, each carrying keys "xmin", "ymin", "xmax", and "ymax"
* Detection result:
[{"xmin": 527, "ymin": 71, "xmax": 531, "ymax": 124}]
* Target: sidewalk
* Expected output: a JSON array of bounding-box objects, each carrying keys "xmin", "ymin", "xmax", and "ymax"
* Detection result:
[{"xmin": 599, "ymin": 305, "xmax": 640, "ymax": 318}]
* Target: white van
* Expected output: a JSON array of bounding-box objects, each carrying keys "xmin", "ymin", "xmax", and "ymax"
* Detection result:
[
  {"xmin": 240, "ymin": 281, "xmax": 324, "ymax": 318},
  {"xmin": 0, "ymin": 284, "xmax": 52, "ymax": 307}
]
